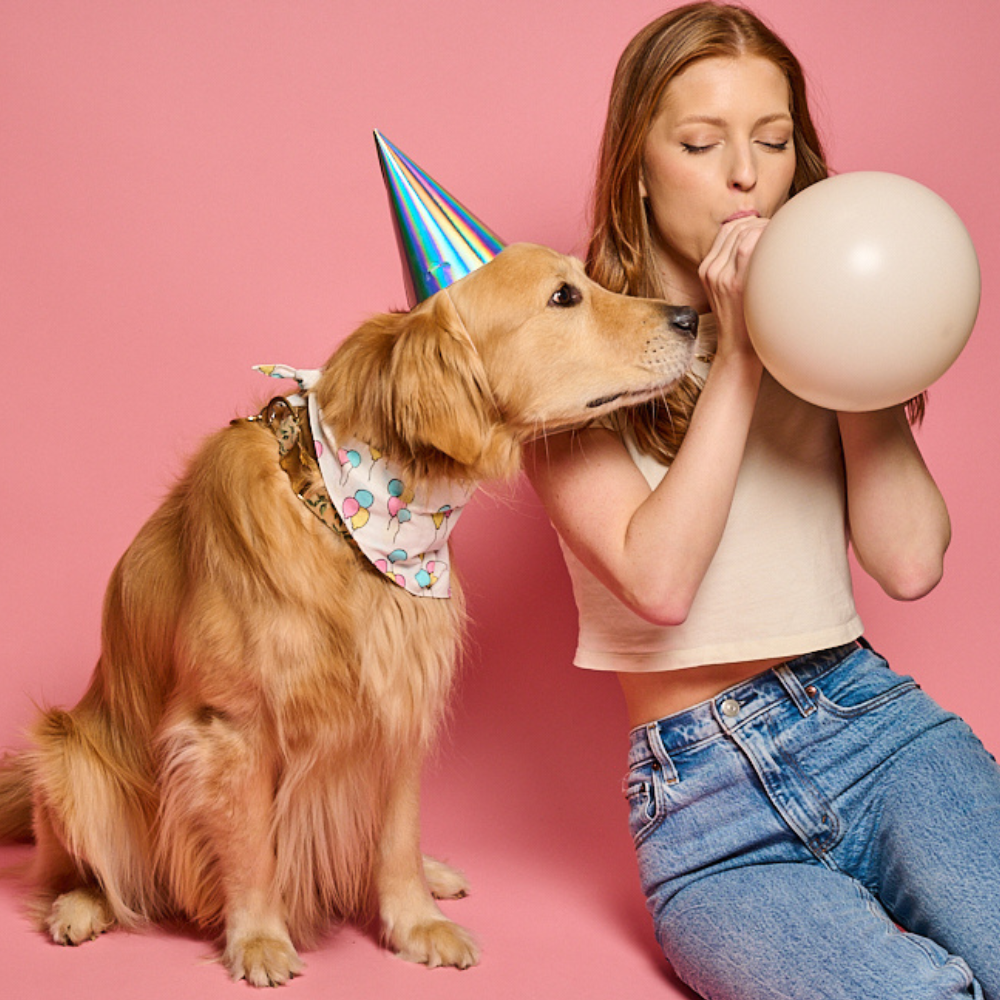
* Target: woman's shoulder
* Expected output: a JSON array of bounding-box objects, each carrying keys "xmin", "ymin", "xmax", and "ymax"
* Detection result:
[
  {"xmin": 523, "ymin": 420, "xmax": 654, "ymax": 509},
  {"xmin": 524, "ymin": 422, "xmax": 631, "ymax": 477}
]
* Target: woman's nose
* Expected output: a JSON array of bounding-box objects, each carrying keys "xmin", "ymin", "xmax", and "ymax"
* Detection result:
[{"xmin": 728, "ymin": 146, "xmax": 757, "ymax": 191}]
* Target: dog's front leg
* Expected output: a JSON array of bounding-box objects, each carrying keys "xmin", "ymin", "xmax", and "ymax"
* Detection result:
[
  {"xmin": 376, "ymin": 752, "xmax": 479, "ymax": 969},
  {"xmin": 219, "ymin": 773, "xmax": 304, "ymax": 989},
  {"xmin": 210, "ymin": 737, "xmax": 304, "ymax": 987},
  {"xmin": 159, "ymin": 710, "xmax": 303, "ymax": 986}
]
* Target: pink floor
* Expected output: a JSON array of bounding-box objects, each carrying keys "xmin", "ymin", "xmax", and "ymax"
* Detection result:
[{"xmin": 0, "ymin": 845, "xmax": 694, "ymax": 1000}]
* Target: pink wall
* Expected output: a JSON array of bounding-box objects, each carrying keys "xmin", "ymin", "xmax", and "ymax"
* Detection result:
[{"xmin": 2, "ymin": 2, "xmax": 998, "ymax": 996}]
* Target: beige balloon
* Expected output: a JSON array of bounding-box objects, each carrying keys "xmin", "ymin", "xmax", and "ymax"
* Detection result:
[{"xmin": 744, "ymin": 172, "xmax": 980, "ymax": 411}]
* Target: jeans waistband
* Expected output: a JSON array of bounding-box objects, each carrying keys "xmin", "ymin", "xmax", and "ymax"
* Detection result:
[{"xmin": 627, "ymin": 641, "xmax": 864, "ymax": 769}]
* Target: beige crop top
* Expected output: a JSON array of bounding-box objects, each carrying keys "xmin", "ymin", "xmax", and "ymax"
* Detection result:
[{"xmin": 559, "ymin": 347, "xmax": 864, "ymax": 672}]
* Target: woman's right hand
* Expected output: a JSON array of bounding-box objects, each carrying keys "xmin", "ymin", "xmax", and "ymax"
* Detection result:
[{"xmin": 698, "ymin": 216, "xmax": 768, "ymax": 363}]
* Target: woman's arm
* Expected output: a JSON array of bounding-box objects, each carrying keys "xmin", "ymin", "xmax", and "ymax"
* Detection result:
[
  {"xmin": 838, "ymin": 407, "xmax": 951, "ymax": 600},
  {"xmin": 526, "ymin": 219, "xmax": 767, "ymax": 627},
  {"xmin": 526, "ymin": 353, "xmax": 760, "ymax": 626}
]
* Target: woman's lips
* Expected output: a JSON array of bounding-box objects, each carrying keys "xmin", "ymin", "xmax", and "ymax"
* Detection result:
[{"xmin": 722, "ymin": 209, "xmax": 761, "ymax": 224}]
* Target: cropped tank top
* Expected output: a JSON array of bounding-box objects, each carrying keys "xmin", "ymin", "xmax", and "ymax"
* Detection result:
[{"xmin": 559, "ymin": 340, "xmax": 864, "ymax": 672}]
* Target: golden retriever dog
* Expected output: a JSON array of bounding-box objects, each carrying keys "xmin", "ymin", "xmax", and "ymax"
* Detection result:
[{"xmin": 0, "ymin": 243, "xmax": 697, "ymax": 986}]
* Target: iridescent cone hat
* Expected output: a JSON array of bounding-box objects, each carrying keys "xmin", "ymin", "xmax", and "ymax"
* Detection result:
[{"xmin": 374, "ymin": 130, "xmax": 505, "ymax": 307}]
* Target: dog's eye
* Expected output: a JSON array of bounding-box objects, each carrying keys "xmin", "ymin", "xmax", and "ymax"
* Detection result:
[{"xmin": 548, "ymin": 283, "xmax": 583, "ymax": 308}]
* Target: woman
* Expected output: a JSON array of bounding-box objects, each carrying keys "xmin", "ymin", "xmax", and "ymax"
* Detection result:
[{"xmin": 527, "ymin": 4, "xmax": 1000, "ymax": 998}]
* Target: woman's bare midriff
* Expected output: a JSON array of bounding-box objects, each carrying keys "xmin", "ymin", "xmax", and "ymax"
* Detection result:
[{"xmin": 618, "ymin": 656, "xmax": 789, "ymax": 728}]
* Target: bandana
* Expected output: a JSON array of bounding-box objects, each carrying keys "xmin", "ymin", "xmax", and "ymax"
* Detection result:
[{"xmin": 255, "ymin": 365, "xmax": 476, "ymax": 598}]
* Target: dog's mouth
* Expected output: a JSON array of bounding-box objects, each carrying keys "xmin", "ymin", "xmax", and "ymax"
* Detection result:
[
  {"xmin": 585, "ymin": 330, "xmax": 698, "ymax": 410},
  {"xmin": 587, "ymin": 392, "xmax": 626, "ymax": 409},
  {"xmin": 518, "ymin": 357, "xmax": 696, "ymax": 440},
  {"xmin": 520, "ymin": 376, "xmax": 686, "ymax": 441},
  {"xmin": 586, "ymin": 376, "xmax": 684, "ymax": 411}
]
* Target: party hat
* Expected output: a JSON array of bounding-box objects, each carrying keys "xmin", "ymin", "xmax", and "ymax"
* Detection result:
[{"xmin": 374, "ymin": 130, "xmax": 505, "ymax": 306}]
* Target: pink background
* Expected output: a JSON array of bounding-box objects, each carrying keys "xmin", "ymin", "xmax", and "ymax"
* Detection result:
[{"xmin": 2, "ymin": 1, "xmax": 998, "ymax": 996}]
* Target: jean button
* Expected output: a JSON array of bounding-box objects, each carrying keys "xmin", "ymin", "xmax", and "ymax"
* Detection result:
[{"xmin": 720, "ymin": 698, "xmax": 741, "ymax": 718}]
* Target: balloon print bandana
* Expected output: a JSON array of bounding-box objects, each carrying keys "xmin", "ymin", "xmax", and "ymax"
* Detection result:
[{"xmin": 255, "ymin": 365, "xmax": 476, "ymax": 598}]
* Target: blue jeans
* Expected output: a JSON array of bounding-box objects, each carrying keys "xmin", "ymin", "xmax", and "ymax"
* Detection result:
[{"xmin": 625, "ymin": 642, "xmax": 1000, "ymax": 999}]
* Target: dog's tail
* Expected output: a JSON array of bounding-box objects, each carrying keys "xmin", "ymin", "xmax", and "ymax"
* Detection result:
[{"xmin": 0, "ymin": 752, "xmax": 34, "ymax": 842}]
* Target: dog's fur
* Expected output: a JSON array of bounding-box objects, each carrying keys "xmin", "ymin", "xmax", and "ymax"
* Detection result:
[{"xmin": 0, "ymin": 243, "xmax": 696, "ymax": 985}]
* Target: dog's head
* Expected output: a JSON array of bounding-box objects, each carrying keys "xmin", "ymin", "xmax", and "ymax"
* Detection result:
[{"xmin": 317, "ymin": 243, "xmax": 698, "ymax": 484}]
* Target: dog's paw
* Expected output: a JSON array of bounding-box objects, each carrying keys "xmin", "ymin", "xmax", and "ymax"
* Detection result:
[
  {"xmin": 422, "ymin": 855, "xmax": 470, "ymax": 900},
  {"xmin": 46, "ymin": 888, "xmax": 114, "ymax": 946},
  {"xmin": 391, "ymin": 918, "xmax": 479, "ymax": 970},
  {"xmin": 224, "ymin": 933, "xmax": 304, "ymax": 987}
]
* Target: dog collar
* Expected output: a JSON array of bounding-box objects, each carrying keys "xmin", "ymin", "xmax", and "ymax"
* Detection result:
[{"xmin": 255, "ymin": 365, "xmax": 476, "ymax": 598}]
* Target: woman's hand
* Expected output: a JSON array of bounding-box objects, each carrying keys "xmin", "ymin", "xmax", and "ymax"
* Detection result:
[{"xmin": 698, "ymin": 216, "xmax": 768, "ymax": 363}]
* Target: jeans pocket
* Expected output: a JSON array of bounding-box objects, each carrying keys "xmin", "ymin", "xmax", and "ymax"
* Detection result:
[
  {"xmin": 624, "ymin": 760, "xmax": 665, "ymax": 847},
  {"xmin": 813, "ymin": 653, "xmax": 917, "ymax": 719}
]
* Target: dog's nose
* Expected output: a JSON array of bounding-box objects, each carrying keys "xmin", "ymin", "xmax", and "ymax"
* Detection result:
[{"xmin": 668, "ymin": 306, "xmax": 699, "ymax": 340}]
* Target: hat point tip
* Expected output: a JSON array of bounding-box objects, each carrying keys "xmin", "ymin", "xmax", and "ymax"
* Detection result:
[{"xmin": 374, "ymin": 135, "xmax": 503, "ymax": 304}]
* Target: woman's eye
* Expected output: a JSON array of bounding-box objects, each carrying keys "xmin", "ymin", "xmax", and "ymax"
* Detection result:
[
  {"xmin": 759, "ymin": 140, "xmax": 790, "ymax": 152},
  {"xmin": 681, "ymin": 143, "xmax": 713, "ymax": 154},
  {"xmin": 549, "ymin": 283, "xmax": 583, "ymax": 308}
]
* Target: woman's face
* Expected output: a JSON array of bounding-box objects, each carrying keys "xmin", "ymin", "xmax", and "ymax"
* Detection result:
[{"xmin": 641, "ymin": 54, "xmax": 796, "ymax": 297}]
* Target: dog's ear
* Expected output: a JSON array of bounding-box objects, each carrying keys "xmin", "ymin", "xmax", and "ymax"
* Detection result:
[
  {"xmin": 388, "ymin": 292, "xmax": 501, "ymax": 469},
  {"xmin": 317, "ymin": 294, "xmax": 518, "ymax": 480}
]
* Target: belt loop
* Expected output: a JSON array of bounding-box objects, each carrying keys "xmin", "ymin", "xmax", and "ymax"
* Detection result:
[
  {"xmin": 645, "ymin": 723, "xmax": 679, "ymax": 785},
  {"xmin": 774, "ymin": 663, "xmax": 817, "ymax": 717}
]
